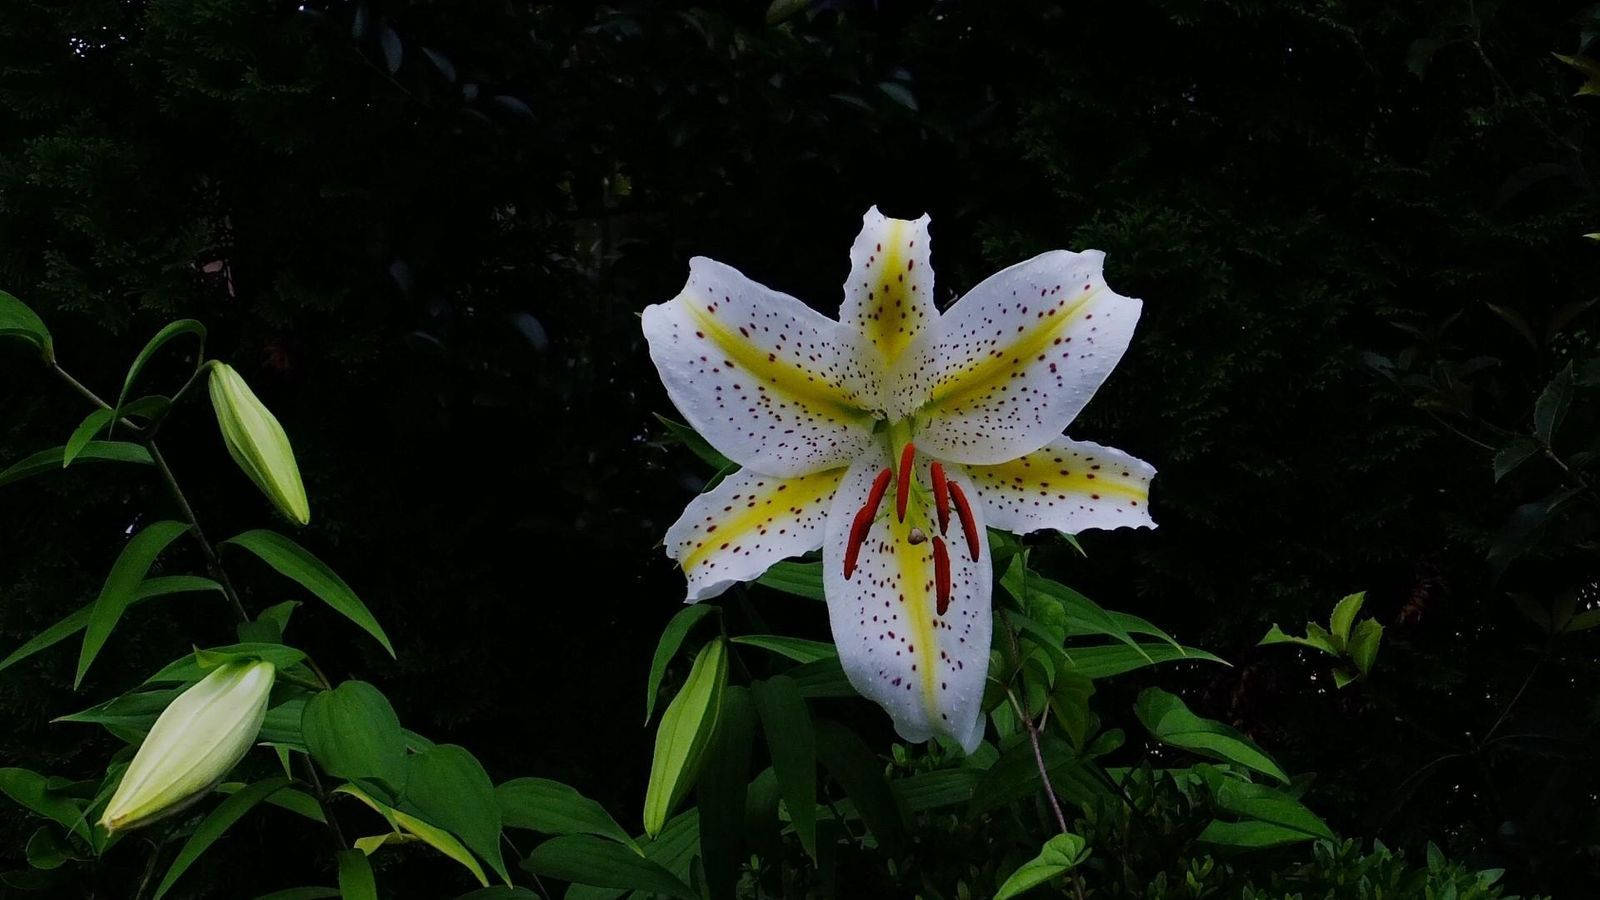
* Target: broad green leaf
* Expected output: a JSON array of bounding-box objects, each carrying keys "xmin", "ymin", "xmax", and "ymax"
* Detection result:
[
  {"xmin": 0, "ymin": 769, "xmax": 90, "ymax": 841},
  {"xmin": 752, "ymin": 675, "xmax": 817, "ymax": 860},
  {"xmin": 400, "ymin": 744, "xmax": 510, "ymax": 885},
  {"xmin": 0, "ymin": 576, "xmax": 221, "ymax": 674},
  {"xmin": 255, "ymin": 888, "xmax": 338, "ymax": 900},
  {"xmin": 302, "ymin": 682, "xmax": 407, "ymax": 795},
  {"xmin": 1534, "ymin": 362, "xmax": 1574, "ymax": 444},
  {"xmin": 892, "ymin": 769, "xmax": 977, "ymax": 811},
  {"xmin": 1197, "ymin": 819, "xmax": 1318, "ymax": 848},
  {"xmin": 216, "ymin": 781, "xmax": 324, "ymax": 823},
  {"xmin": 814, "ymin": 718, "xmax": 905, "ymax": 854},
  {"xmin": 756, "ymin": 560, "xmax": 824, "ymax": 600},
  {"xmin": 335, "ymin": 785, "xmax": 486, "ymax": 887},
  {"xmin": 1000, "ymin": 559, "xmax": 1146, "ymax": 657},
  {"xmin": 1327, "ymin": 593, "xmax": 1365, "ymax": 643},
  {"xmin": 496, "ymin": 778, "xmax": 638, "ymax": 851},
  {"xmin": 523, "ymin": 835, "xmax": 695, "ymax": 900},
  {"xmin": 77, "ymin": 520, "xmax": 192, "ymax": 687},
  {"xmin": 653, "ymin": 414, "xmax": 732, "ymax": 471},
  {"xmin": 223, "ymin": 530, "xmax": 393, "ymax": 657},
  {"xmin": 337, "ymin": 849, "xmax": 377, "ymax": 900},
  {"xmin": 1200, "ymin": 768, "xmax": 1333, "ymax": 841},
  {"xmin": 1348, "ymin": 619, "xmax": 1383, "ymax": 675},
  {"xmin": 25, "ymin": 825, "xmax": 72, "ymax": 869},
  {"xmin": 62, "ymin": 409, "xmax": 113, "ymax": 467},
  {"xmin": 787, "ymin": 656, "xmax": 855, "ymax": 697},
  {"xmin": 698, "ymin": 686, "xmax": 755, "ymax": 900},
  {"xmin": 730, "ymin": 634, "xmax": 836, "ymax": 663},
  {"xmin": 1058, "ymin": 642, "xmax": 1226, "ymax": 679},
  {"xmin": 1135, "ymin": 688, "xmax": 1288, "ymax": 784},
  {"xmin": 1494, "ymin": 438, "xmax": 1539, "ymax": 482},
  {"xmin": 0, "ymin": 442, "xmax": 152, "ymax": 488},
  {"xmin": 644, "ymin": 638, "xmax": 727, "ymax": 837},
  {"xmin": 0, "ymin": 290, "xmax": 53, "ymax": 362},
  {"xmin": 116, "ymin": 320, "xmax": 205, "ymax": 417},
  {"xmin": 153, "ymin": 776, "xmax": 291, "ymax": 898},
  {"xmin": 644, "ymin": 604, "xmax": 718, "ymax": 723},
  {"xmin": 994, "ymin": 832, "xmax": 1090, "ymax": 900}
]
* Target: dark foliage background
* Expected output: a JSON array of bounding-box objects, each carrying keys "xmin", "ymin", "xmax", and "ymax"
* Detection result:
[{"xmin": 1, "ymin": 0, "xmax": 1597, "ymax": 895}]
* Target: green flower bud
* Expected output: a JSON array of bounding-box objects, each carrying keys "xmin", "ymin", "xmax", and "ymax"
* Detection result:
[
  {"xmin": 209, "ymin": 363, "xmax": 310, "ymax": 525},
  {"xmin": 100, "ymin": 660, "xmax": 276, "ymax": 832}
]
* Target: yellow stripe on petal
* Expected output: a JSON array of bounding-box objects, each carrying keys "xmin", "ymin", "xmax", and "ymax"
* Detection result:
[
  {"xmin": 924, "ymin": 287, "xmax": 1099, "ymax": 411},
  {"xmin": 840, "ymin": 208, "xmax": 937, "ymax": 367},
  {"xmin": 666, "ymin": 467, "xmax": 846, "ymax": 602},
  {"xmin": 683, "ymin": 299, "xmax": 873, "ymax": 422},
  {"xmin": 962, "ymin": 438, "xmax": 1155, "ymax": 536}
]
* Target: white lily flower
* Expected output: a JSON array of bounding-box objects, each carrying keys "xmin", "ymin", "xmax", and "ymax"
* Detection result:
[{"xmin": 643, "ymin": 207, "xmax": 1155, "ymax": 753}]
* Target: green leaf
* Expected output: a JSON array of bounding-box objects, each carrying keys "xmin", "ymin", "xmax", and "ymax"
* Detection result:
[
  {"xmin": 216, "ymin": 781, "xmax": 324, "ymax": 823},
  {"xmin": 645, "ymin": 604, "xmax": 718, "ymax": 723},
  {"xmin": 644, "ymin": 638, "xmax": 727, "ymax": 837},
  {"xmin": 337, "ymin": 849, "xmax": 377, "ymax": 900},
  {"xmin": 1, "ymin": 576, "xmax": 221, "ymax": 674},
  {"xmin": 1199, "ymin": 768, "xmax": 1333, "ymax": 841},
  {"xmin": 1135, "ymin": 688, "xmax": 1288, "ymax": 784},
  {"xmin": 766, "ymin": 0, "xmax": 812, "ymax": 26},
  {"xmin": 891, "ymin": 769, "xmax": 977, "ymax": 811},
  {"xmin": 400, "ymin": 744, "xmax": 510, "ymax": 885},
  {"xmin": 654, "ymin": 414, "xmax": 732, "ymax": 471},
  {"xmin": 1, "ymin": 442, "xmax": 153, "ymax": 488},
  {"xmin": 25, "ymin": 826, "xmax": 72, "ymax": 870},
  {"xmin": 752, "ymin": 675, "xmax": 817, "ymax": 860},
  {"xmin": 1535, "ymin": 362, "xmax": 1575, "ymax": 444},
  {"xmin": 730, "ymin": 635, "xmax": 836, "ymax": 664},
  {"xmin": 223, "ymin": 530, "xmax": 393, "ymax": 657},
  {"xmin": 523, "ymin": 834, "xmax": 696, "ymax": 899},
  {"xmin": 697, "ymin": 686, "xmax": 755, "ymax": 900},
  {"xmin": 239, "ymin": 600, "xmax": 301, "ymax": 644},
  {"xmin": 994, "ymin": 832, "xmax": 1090, "ymax": 899},
  {"xmin": 116, "ymin": 320, "xmax": 205, "ymax": 417},
  {"xmin": 756, "ymin": 561, "xmax": 824, "ymax": 600},
  {"xmin": 55, "ymin": 689, "xmax": 179, "ymax": 734},
  {"xmin": 787, "ymin": 656, "xmax": 856, "ymax": 697},
  {"xmin": 1327, "ymin": 593, "xmax": 1365, "ymax": 643},
  {"xmin": 1058, "ymin": 642, "xmax": 1227, "ymax": 679},
  {"xmin": 77, "ymin": 520, "xmax": 192, "ymax": 687},
  {"xmin": 1494, "ymin": 438, "xmax": 1540, "ymax": 482},
  {"xmin": 1258, "ymin": 624, "xmax": 1339, "ymax": 656},
  {"xmin": 1348, "ymin": 619, "xmax": 1383, "ymax": 675},
  {"xmin": 0, "ymin": 769, "xmax": 90, "ymax": 841},
  {"xmin": 1197, "ymin": 819, "xmax": 1319, "ymax": 848},
  {"xmin": 496, "ymin": 778, "xmax": 638, "ymax": 851},
  {"xmin": 1000, "ymin": 559, "xmax": 1146, "ymax": 656},
  {"xmin": 62, "ymin": 410, "xmax": 114, "ymax": 468},
  {"xmin": 814, "ymin": 719, "xmax": 905, "ymax": 854},
  {"xmin": 255, "ymin": 888, "xmax": 338, "ymax": 900},
  {"xmin": 144, "ymin": 643, "xmax": 307, "ymax": 685},
  {"xmin": 335, "ymin": 784, "xmax": 487, "ymax": 887},
  {"xmin": 153, "ymin": 776, "xmax": 291, "ymax": 899},
  {"xmin": 0, "ymin": 290, "xmax": 53, "ymax": 362},
  {"xmin": 302, "ymin": 682, "xmax": 407, "ymax": 795}
]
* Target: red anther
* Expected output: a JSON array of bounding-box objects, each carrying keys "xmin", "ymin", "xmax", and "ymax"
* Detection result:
[
  {"xmin": 933, "ymin": 537, "xmax": 951, "ymax": 615},
  {"xmin": 843, "ymin": 505, "xmax": 874, "ymax": 580},
  {"xmin": 863, "ymin": 466, "xmax": 893, "ymax": 520},
  {"xmin": 948, "ymin": 481, "xmax": 981, "ymax": 560},
  {"xmin": 895, "ymin": 443, "xmax": 916, "ymax": 522},
  {"xmin": 929, "ymin": 461, "xmax": 950, "ymax": 534}
]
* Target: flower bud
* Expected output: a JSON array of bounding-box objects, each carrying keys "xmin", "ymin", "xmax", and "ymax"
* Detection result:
[
  {"xmin": 209, "ymin": 363, "xmax": 310, "ymax": 525},
  {"xmin": 100, "ymin": 660, "xmax": 276, "ymax": 832}
]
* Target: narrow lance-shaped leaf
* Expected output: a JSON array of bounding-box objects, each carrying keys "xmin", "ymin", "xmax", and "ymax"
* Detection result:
[
  {"xmin": 698, "ymin": 686, "xmax": 755, "ymax": 900},
  {"xmin": 751, "ymin": 674, "xmax": 817, "ymax": 861},
  {"xmin": 62, "ymin": 409, "xmax": 114, "ymax": 468},
  {"xmin": 0, "ymin": 289, "xmax": 53, "ymax": 362},
  {"xmin": 1, "ymin": 576, "xmax": 221, "ymax": 674},
  {"xmin": 730, "ymin": 634, "xmax": 836, "ymax": 664},
  {"xmin": 334, "ymin": 784, "xmax": 487, "ymax": 887},
  {"xmin": 496, "ymin": 778, "xmax": 639, "ymax": 852},
  {"xmin": 814, "ymin": 718, "xmax": 905, "ymax": 854},
  {"xmin": 1534, "ymin": 361, "xmax": 1574, "ymax": 445},
  {"xmin": 1328, "ymin": 592, "xmax": 1365, "ymax": 644},
  {"xmin": 78, "ymin": 521, "xmax": 193, "ymax": 688},
  {"xmin": 115, "ymin": 320, "xmax": 206, "ymax": 422},
  {"xmin": 223, "ymin": 530, "xmax": 394, "ymax": 657},
  {"xmin": 152, "ymin": 776, "xmax": 291, "ymax": 899},
  {"xmin": 1135, "ymin": 688, "xmax": 1289, "ymax": 784},
  {"xmin": 644, "ymin": 638, "xmax": 727, "ymax": 837},
  {"xmin": 523, "ymin": 834, "xmax": 697, "ymax": 900},
  {"xmin": 337, "ymin": 849, "xmax": 378, "ymax": 900},
  {"xmin": 645, "ymin": 604, "xmax": 718, "ymax": 723},
  {"xmin": 0, "ymin": 442, "xmax": 152, "ymax": 489}
]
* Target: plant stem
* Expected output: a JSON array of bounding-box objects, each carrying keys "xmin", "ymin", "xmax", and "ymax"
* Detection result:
[
  {"xmin": 50, "ymin": 362, "xmax": 145, "ymax": 433},
  {"xmin": 147, "ymin": 442, "xmax": 250, "ymax": 624},
  {"xmin": 1008, "ymin": 687, "xmax": 1070, "ymax": 835}
]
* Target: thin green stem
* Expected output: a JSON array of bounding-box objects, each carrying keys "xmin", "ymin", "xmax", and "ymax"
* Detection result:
[
  {"xmin": 50, "ymin": 362, "xmax": 145, "ymax": 433},
  {"xmin": 147, "ymin": 443, "xmax": 250, "ymax": 624}
]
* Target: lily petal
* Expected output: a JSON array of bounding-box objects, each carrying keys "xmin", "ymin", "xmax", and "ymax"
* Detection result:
[
  {"xmin": 913, "ymin": 250, "xmax": 1141, "ymax": 464},
  {"xmin": 962, "ymin": 437, "xmax": 1155, "ymax": 535},
  {"xmin": 840, "ymin": 208, "xmax": 937, "ymax": 394},
  {"xmin": 644, "ymin": 257, "xmax": 881, "ymax": 477},
  {"xmin": 822, "ymin": 452, "xmax": 991, "ymax": 753},
  {"xmin": 666, "ymin": 466, "xmax": 846, "ymax": 601}
]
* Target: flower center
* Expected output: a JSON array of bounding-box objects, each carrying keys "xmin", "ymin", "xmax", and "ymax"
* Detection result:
[{"xmin": 842, "ymin": 420, "xmax": 981, "ymax": 616}]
